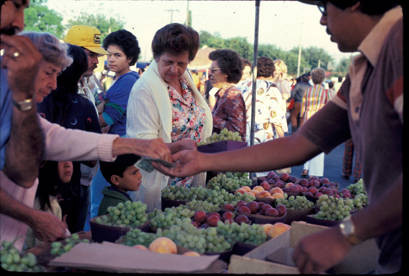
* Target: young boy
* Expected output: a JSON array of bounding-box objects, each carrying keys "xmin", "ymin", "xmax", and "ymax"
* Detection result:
[{"xmin": 98, "ymin": 154, "xmax": 142, "ymax": 216}]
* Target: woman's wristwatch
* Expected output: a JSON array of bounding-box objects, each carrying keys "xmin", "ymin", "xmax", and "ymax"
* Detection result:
[
  {"xmin": 13, "ymin": 98, "xmax": 33, "ymax": 112},
  {"xmin": 338, "ymin": 216, "xmax": 363, "ymax": 245}
]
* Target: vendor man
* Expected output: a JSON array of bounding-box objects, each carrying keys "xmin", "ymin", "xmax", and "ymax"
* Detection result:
[{"xmin": 160, "ymin": 0, "xmax": 403, "ymax": 273}]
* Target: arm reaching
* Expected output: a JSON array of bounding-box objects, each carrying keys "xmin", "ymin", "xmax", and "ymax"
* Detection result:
[
  {"xmin": 293, "ymin": 175, "xmax": 402, "ymax": 273},
  {"xmin": 159, "ymin": 131, "xmax": 321, "ymax": 177}
]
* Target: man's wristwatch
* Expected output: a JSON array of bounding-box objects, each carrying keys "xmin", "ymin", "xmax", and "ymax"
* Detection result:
[
  {"xmin": 338, "ymin": 216, "xmax": 362, "ymax": 245},
  {"xmin": 13, "ymin": 98, "xmax": 33, "ymax": 112}
]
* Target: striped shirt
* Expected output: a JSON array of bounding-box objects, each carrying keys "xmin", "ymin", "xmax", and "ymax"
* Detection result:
[{"xmin": 300, "ymin": 84, "xmax": 329, "ymax": 122}]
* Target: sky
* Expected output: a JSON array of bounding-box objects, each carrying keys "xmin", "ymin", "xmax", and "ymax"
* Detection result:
[{"xmin": 46, "ymin": 0, "xmax": 353, "ymax": 63}]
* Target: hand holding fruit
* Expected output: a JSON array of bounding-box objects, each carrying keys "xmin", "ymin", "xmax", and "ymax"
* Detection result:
[{"xmin": 29, "ymin": 210, "xmax": 68, "ymax": 242}]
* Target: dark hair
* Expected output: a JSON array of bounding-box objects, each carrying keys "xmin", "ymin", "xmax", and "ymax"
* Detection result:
[
  {"xmin": 100, "ymin": 154, "xmax": 141, "ymax": 185},
  {"xmin": 57, "ymin": 44, "xmax": 88, "ymax": 94},
  {"xmin": 209, "ymin": 49, "xmax": 243, "ymax": 83},
  {"xmin": 152, "ymin": 23, "xmax": 199, "ymax": 61},
  {"xmin": 256, "ymin": 56, "xmax": 275, "ymax": 77},
  {"xmin": 328, "ymin": 81, "xmax": 334, "ymax": 88},
  {"xmin": 327, "ymin": 0, "xmax": 400, "ymax": 15},
  {"xmin": 296, "ymin": 72, "xmax": 311, "ymax": 83},
  {"xmin": 37, "ymin": 161, "xmax": 66, "ymax": 211},
  {"xmin": 103, "ymin": 29, "xmax": 140, "ymax": 66},
  {"xmin": 42, "ymin": 44, "xmax": 88, "ymax": 126},
  {"xmin": 241, "ymin": 58, "xmax": 252, "ymax": 68}
]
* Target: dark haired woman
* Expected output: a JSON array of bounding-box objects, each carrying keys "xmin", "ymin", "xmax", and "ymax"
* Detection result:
[
  {"xmin": 99, "ymin": 29, "xmax": 140, "ymax": 135},
  {"xmin": 38, "ymin": 44, "xmax": 101, "ymax": 233},
  {"xmin": 126, "ymin": 23, "xmax": 212, "ymax": 211},
  {"xmin": 90, "ymin": 29, "xmax": 141, "ymax": 220},
  {"xmin": 208, "ymin": 49, "xmax": 246, "ymax": 141}
]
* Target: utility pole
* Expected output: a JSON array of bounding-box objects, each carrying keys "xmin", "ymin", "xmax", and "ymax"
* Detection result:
[
  {"xmin": 185, "ymin": 0, "xmax": 191, "ymax": 26},
  {"xmin": 297, "ymin": 45, "xmax": 302, "ymax": 77},
  {"xmin": 166, "ymin": 9, "xmax": 179, "ymax": 23}
]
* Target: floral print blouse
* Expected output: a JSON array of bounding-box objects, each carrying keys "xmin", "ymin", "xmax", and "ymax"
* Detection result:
[
  {"xmin": 168, "ymin": 79, "xmax": 207, "ymax": 187},
  {"xmin": 212, "ymin": 86, "xmax": 246, "ymax": 141}
]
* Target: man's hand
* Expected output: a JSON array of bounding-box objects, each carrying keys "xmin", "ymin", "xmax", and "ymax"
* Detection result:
[
  {"xmin": 0, "ymin": 35, "xmax": 42, "ymax": 100},
  {"xmin": 29, "ymin": 211, "xmax": 69, "ymax": 242},
  {"xmin": 292, "ymin": 227, "xmax": 351, "ymax": 274},
  {"xmin": 112, "ymin": 137, "xmax": 172, "ymax": 163},
  {"xmin": 167, "ymin": 138, "xmax": 197, "ymax": 154},
  {"xmin": 153, "ymin": 149, "xmax": 202, "ymax": 178}
]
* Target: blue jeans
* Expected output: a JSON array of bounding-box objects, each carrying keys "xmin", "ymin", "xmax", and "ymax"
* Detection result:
[{"xmin": 90, "ymin": 167, "xmax": 110, "ymax": 219}]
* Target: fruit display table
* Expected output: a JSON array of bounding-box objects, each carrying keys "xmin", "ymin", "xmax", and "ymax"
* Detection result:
[{"xmin": 1, "ymin": 170, "xmax": 367, "ymax": 273}]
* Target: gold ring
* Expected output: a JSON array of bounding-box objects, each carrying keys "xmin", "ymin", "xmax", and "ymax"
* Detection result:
[{"xmin": 13, "ymin": 52, "xmax": 20, "ymax": 58}]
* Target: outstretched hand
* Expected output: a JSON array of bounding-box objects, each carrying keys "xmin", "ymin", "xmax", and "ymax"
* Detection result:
[{"xmin": 152, "ymin": 148, "xmax": 203, "ymax": 178}]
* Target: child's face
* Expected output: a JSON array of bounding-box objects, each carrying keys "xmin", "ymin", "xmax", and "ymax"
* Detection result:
[
  {"xmin": 117, "ymin": 165, "xmax": 142, "ymax": 191},
  {"xmin": 58, "ymin": 161, "xmax": 73, "ymax": 183}
]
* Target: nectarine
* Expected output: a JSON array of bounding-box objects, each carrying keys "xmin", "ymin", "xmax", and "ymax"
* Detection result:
[
  {"xmin": 183, "ymin": 251, "xmax": 201, "ymax": 257},
  {"xmin": 149, "ymin": 237, "xmax": 177, "ymax": 254},
  {"xmin": 267, "ymin": 223, "xmax": 291, "ymax": 238}
]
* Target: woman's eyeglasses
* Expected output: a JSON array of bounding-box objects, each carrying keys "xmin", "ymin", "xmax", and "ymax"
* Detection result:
[{"xmin": 317, "ymin": 1, "xmax": 327, "ymax": 16}]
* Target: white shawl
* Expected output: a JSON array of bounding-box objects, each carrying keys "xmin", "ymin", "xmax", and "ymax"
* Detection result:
[{"xmin": 126, "ymin": 60, "xmax": 212, "ymax": 211}]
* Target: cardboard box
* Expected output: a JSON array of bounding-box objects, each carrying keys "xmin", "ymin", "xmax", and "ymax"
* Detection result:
[
  {"xmin": 48, "ymin": 242, "xmax": 223, "ymax": 273},
  {"xmin": 228, "ymin": 221, "xmax": 379, "ymax": 274}
]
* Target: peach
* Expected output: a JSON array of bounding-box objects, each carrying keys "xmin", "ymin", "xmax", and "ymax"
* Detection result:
[
  {"xmin": 149, "ymin": 237, "xmax": 177, "ymax": 254},
  {"xmin": 240, "ymin": 186, "xmax": 252, "ymax": 192},
  {"xmin": 256, "ymin": 191, "xmax": 271, "ymax": 199},
  {"xmin": 267, "ymin": 223, "xmax": 291, "ymax": 238},
  {"xmin": 252, "ymin": 186, "xmax": 265, "ymax": 193},
  {"xmin": 183, "ymin": 251, "xmax": 201, "ymax": 257},
  {"xmin": 134, "ymin": 245, "xmax": 148, "ymax": 250},
  {"xmin": 270, "ymin": 187, "xmax": 284, "ymax": 195},
  {"xmin": 262, "ymin": 223, "xmax": 275, "ymax": 236},
  {"xmin": 271, "ymin": 192, "xmax": 284, "ymax": 199}
]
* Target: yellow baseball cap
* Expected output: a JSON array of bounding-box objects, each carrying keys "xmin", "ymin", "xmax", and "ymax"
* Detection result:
[{"xmin": 64, "ymin": 25, "xmax": 108, "ymax": 55}]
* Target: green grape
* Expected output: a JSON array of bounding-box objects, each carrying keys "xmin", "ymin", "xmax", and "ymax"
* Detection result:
[
  {"xmin": 346, "ymin": 179, "xmax": 366, "ymax": 196},
  {"xmin": 207, "ymin": 172, "xmax": 252, "ymax": 193},
  {"xmin": 150, "ymin": 206, "xmax": 193, "ymax": 230},
  {"xmin": 118, "ymin": 228, "xmax": 158, "ymax": 247},
  {"xmin": 276, "ymin": 195, "xmax": 314, "ymax": 210},
  {"xmin": 0, "ymin": 241, "xmax": 46, "ymax": 272},
  {"xmin": 49, "ymin": 235, "xmax": 90, "ymax": 257},
  {"xmin": 197, "ymin": 129, "xmax": 243, "ymax": 146},
  {"xmin": 313, "ymin": 195, "xmax": 353, "ymax": 221},
  {"xmin": 97, "ymin": 201, "xmax": 147, "ymax": 228}
]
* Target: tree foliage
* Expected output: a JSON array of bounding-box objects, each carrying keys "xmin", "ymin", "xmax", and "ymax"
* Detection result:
[
  {"xmin": 335, "ymin": 57, "xmax": 351, "ymax": 77},
  {"xmin": 199, "ymin": 31, "xmax": 347, "ymax": 76},
  {"xmin": 67, "ymin": 13, "xmax": 125, "ymax": 42},
  {"xmin": 24, "ymin": 1, "xmax": 65, "ymax": 38}
]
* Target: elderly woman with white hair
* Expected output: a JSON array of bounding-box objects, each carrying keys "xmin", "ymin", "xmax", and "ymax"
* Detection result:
[{"xmin": 299, "ymin": 67, "xmax": 330, "ymax": 177}]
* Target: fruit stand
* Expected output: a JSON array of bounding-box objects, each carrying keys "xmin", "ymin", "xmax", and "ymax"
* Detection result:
[
  {"xmin": 0, "ymin": 131, "xmax": 373, "ymax": 273},
  {"xmin": 1, "ymin": 170, "xmax": 372, "ymax": 273}
]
